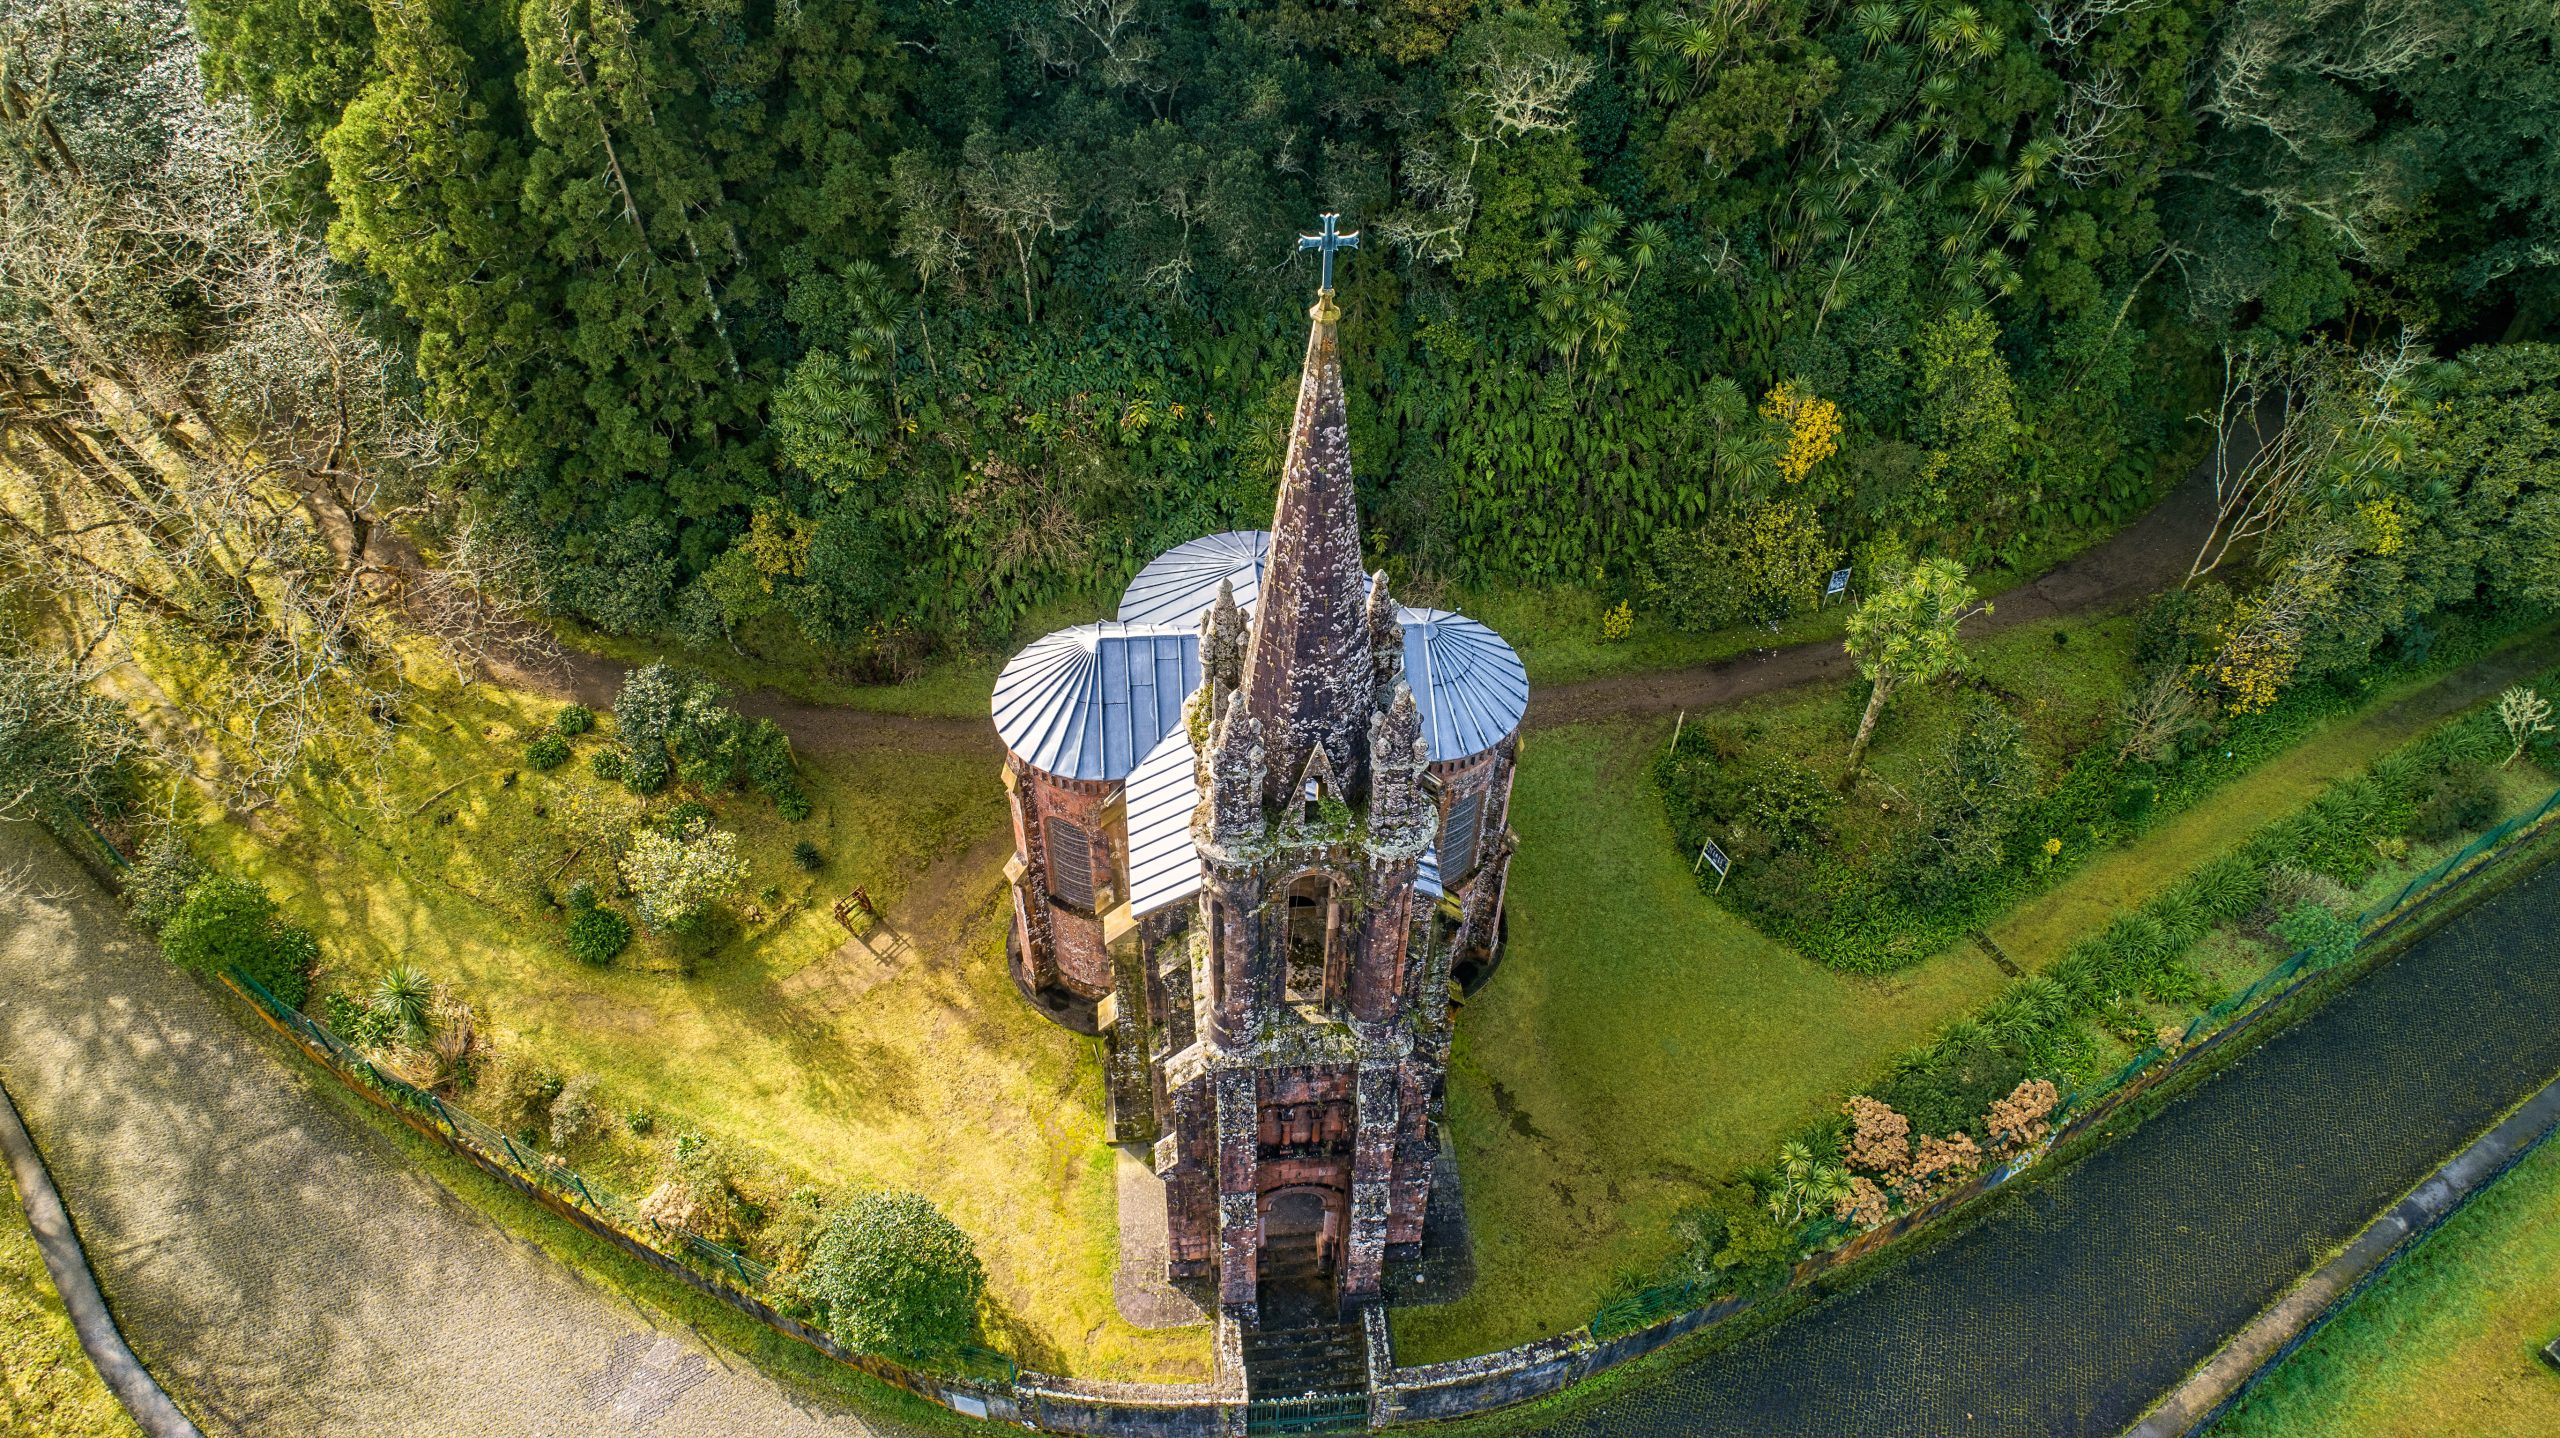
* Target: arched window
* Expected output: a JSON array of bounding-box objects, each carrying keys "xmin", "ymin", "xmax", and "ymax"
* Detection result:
[
  {"xmin": 1046, "ymin": 816, "xmax": 1095, "ymax": 909},
  {"xmin": 1283, "ymin": 874, "xmax": 1332, "ymax": 1003},
  {"xmin": 1441, "ymin": 787, "xmax": 1485, "ymax": 881}
]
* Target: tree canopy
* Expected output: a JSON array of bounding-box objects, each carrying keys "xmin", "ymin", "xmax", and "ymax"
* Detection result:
[{"xmin": 104, "ymin": 0, "xmax": 2560, "ymax": 669}]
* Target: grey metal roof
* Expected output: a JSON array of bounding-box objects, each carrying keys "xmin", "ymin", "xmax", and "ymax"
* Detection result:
[
  {"xmin": 996, "ymin": 603, "xmax": 1527, "ymax": 781},
  {"xmin": 1123, "ymin": 726, "xmax": 1205, "ymax": 918},
  {"xmin": 1400, "ymin": 607, "xmax": 1529, "ymax": 764},
  {"xmin": 1116, "ymin": 531, "xmax": 1272, "ymax": 628},
  {"xmin": 991, "ymin": 624, "xmax": 1202, "ymax": 782}
]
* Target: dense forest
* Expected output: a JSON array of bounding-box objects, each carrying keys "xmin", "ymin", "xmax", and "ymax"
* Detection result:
[{"xmin": 15, "ymin": 0, "xmax": 2560, "ymax": 677}]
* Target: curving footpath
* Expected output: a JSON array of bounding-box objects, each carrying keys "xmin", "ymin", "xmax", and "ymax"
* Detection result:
[
  {"xmin": 0, "ymin": 824, "xmax": 905, "ymax": 1438},
  {"xmin": 1537, "ymin": 858, "xmax": 2560, "ymax": 1437}
]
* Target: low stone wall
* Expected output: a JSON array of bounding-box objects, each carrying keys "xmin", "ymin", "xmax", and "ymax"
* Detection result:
[
  {"xmin": 1015, "ymin": 1316, "xmax": 1246, "ymax": 1438},
  {"xmin": 1360, "ymin": 1298, "xmax": 1751, "ymax": 1426}
]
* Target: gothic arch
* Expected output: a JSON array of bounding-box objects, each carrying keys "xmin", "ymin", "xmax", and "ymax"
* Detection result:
[{"xmin": 1280, "ymin": 870, "xmax": 1337, "ymax": 1004}]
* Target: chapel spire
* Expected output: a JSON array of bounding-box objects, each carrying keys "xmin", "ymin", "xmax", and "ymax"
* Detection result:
[{"xmin": 1237, "ymin": 214, "xmax": 1373, "ymax": 806}]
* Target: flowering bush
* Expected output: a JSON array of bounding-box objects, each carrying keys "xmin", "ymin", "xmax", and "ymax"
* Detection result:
[
  {"xmin": 1985, "ymin": 1079, "xmax": 2058, "ymax": 1156},
  {"xmin": 1759, "ymin": 381, "xmax": 1841, "ymax": 485},
  {"xmin": 620, "ymin": 821, "xmax": 748, "ymax": 934}
]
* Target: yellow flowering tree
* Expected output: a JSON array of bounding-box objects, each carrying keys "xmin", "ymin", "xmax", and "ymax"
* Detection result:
[
  {"xmin": 1760, "ymin": 380, "xmax": 1842, "ymax": 485},
  {"xmin": 2193, "ymin": 527, "xmax": 2350, "ymax": 715}
]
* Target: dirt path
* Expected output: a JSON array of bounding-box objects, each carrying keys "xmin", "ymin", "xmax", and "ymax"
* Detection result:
[
  {"xmin": 484, "ymin": 644, "xmax": 993, "ymax": 758},
  {"xmin": 1527, "ymin": 465, "xmax": 2221, "ymax": 730},
  {"xmin": 480, "ymin": 449, "xmax": 2223, "ymax": 756},
  {"xmin": 0, "ymin": 826, "xmax": 903, "ymax": 1438}
]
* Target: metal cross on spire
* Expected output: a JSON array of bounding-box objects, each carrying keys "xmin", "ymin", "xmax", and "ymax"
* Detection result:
[{"xmin": 1298, "ymin": 212, "xmax": 1360, "ymax": 293}]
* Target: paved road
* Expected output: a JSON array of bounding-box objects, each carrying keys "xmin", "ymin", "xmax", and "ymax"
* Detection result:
[
  {"xmin": 1541, "ymin": 859, "xmax": 2560, "ymax": 1437},
  {"xmin": 0, "ymin": 825, "xmax": 901, "ymax": 1438}
]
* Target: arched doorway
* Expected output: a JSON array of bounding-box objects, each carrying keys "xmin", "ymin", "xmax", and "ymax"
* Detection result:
[{"xmin": 1257, "ymin": 1186, "xmax": 1341, "ymax": 1327}]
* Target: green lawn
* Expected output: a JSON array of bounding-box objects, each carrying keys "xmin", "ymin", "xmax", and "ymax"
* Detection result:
[
  {"xmin": 2209, "ymin": 1135, "xmax": 2560, "ymax": 1438},
  {"xmin": 193, "ymin": 676, "xmax": 1209, "ymax": 1382},
  {"xmin": 1396, "ymin": 634, "xmax": 2560, "ymax": 1363},
  {"xmin": 1392, "ymin": 720, "xmax": 2008, "ymax": 1361},
  {"xmin": 1988, "ymin": 627, "xmax": 2560, "ymax": 971},
  {"xmin": 0, "ymin": 1170, "xmax": 139, "ymax": 1438}
]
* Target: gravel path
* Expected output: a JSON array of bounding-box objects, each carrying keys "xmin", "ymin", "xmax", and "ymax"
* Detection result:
[
  {"xmin": 0, "ymin": 825, "xmax": 904, "ymax": 1438},
  {"xmin": 1539, "ymin": 858, "xmax": 2560, "ymax": 1437}
]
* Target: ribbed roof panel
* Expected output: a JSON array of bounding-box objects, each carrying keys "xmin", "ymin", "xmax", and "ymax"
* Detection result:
[
  {"xmin": 1399, "ymin": 607, "xmax": 1529, "ymax": 763},
  {"xmin": 991, "ymin": 624, "xmax": 1203, "ymax": 782},
  {"xmin": 997, "ymin": 608, "xmax": 1526, "ymax": 780},
  {"xmin": 1123, "ymin": 726, "xmax": 1205, "ymax": 918},
  {"xmin": 1116, "ymin": 531, "xmax": 1273, "ymax": 629}
]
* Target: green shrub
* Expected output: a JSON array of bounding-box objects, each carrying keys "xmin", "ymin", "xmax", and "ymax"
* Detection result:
[
  {"xmin": 158, "ymin": 873, "xmax": 314, "ymax": 1007},
  {"xmin": 1701, "ymin": 1185, "xmax": 1795, "ymax": 1288},
  {"xmin": 792, "ymin": 840, "xmax": 824, "ymax": 871},
  {"xmin": 565, "ymin": 881, "xmax": 598, "ymax": 911},
  {"xmin": 323, "ymin": 992, "xmax": 398, "ymax": 1049},
  {"xmin": 567, "ymin": 903, "xmax": 634, "ymax": 965},
  {"xmin": 660, "ymin": 799, "xmax": 715, "ymax": 837},
  {"xmin": 624, "ymin": 1107, "xmax": 655, "ymax": 1136},
  {"xmin": 2275, "ymin": 901, "xmax": 2359, "ymax": 971},
  {"xmin": 589, "ymin": 747, "xmax": 627, "ymax": 783},
  {"xmin": 624, "ymin": 751, "xmax": 671, "ymax": 794},
  {"xmin": 554, "ymin": 704, "xmax": 595, "ymax": 737},
  {"xmin": 122, "ymin": 832, "xmax": 206, "ymax": 933},
  {"xmin": 2180, "ymin": 854, "xmax": 2266, "ymax": 923},
  {"xmin": 2410, "ymin": 766, "xmax": 2500, "ymax": 843},
  {"xmin": 525, "ymin": 733, "xmax": 572, "ymax": 771},
  {"xmin": 775, "ymin": 790, "xmax": 813, "ymax": 823},
  {"xmin": 796, "ymin": 1190, "xmax": 985, "ymax": 1356},
  {"xmin": 489, "ymin": 1061, "xmax": 564, "ymax": 1134}
]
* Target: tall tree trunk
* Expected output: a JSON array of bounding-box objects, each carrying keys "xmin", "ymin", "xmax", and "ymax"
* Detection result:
[{"xmin": 1841, "ymin": 673, "xmax": 1895, "ymax": 786}]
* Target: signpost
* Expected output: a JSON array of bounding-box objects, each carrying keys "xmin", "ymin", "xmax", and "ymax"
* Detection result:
[
  {"xmin": 1822, "ymin": 567, "xmax": 1853, "ymax": 608},
  {"xmin": 1693, "ymin": 837, "xmax": 1731, "ymax": 891}
]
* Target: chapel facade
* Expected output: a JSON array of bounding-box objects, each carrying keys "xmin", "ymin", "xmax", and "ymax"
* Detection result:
[{"xmin": 989, "ymin": 258, "xmax": 1526, "ymax": 1324}]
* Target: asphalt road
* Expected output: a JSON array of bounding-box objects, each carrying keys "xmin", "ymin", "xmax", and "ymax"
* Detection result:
[{"xmin": 0, "ymin": 824, "xmax": 897, "ymax": 1438}]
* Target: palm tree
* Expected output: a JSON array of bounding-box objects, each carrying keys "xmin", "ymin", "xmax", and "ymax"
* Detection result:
[{"xmin": 371, "ymin": 963, "xmax": 434, "ymax": 1040}]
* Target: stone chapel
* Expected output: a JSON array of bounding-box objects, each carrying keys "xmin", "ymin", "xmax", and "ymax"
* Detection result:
[{"xmin": 989, "ymin": 240, "xmax": 1526, "ymax": 1328}]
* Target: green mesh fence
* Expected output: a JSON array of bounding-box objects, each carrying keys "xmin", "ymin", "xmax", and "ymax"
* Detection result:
[
  {"xmin": 1586, "ymin": 779, "xmax": 2560, "ymax": 1344},
  {"xmin": 225, "ymin": 967, "xmax": 1021, "ymax": 1386}
]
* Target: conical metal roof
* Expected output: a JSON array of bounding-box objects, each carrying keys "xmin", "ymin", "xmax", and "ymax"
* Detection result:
[
  {"xmin": 994, "ymin": 607, "xmax": 1528, "ymax": 781},
  {"xmin": 1117, "ymin": 531, "xmax": 1272, "ymax": 628},
  {"xmin": 991, "ymin": 623, "xmax": 1201, "ymax": 782},
  {"xmin": 1399, "ymin": 607, "xmax": 1529, "ymax": 764}
]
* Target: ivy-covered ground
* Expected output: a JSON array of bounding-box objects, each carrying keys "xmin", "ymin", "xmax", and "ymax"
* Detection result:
[
  {"xmin": 2207, "ymin": 1135, "xmax": 2560, "ymax": 1438},
  {"xmin": 188, "ymin": 675, "xmax": 1211, "ymax": 1383},
  {"xmin": 0, "ymin": 1169, "xmax": 136, "ymax": 1438},
  {"xmin": 1395, "ymin": 632, "xmax": 2560, "ymax": 1363}
]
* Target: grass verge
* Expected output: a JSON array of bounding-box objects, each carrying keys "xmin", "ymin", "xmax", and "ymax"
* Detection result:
[
  {"xmin": 0, "ymin": 1168, "xmax": 138, "ymax": 1438},
  {"xmin": 1435, "ymin": 819, "xmax": 2560, "ymax": 1437},
  {"xmin": 218, "ymin": 993, "xmax": 987, "ymax": 1435},
  {"xmin": 2205, "ymin": 1126, "xmax": 2560, "ymax": 1437},
  {"xmin": 1391, "ymin": 719, "xmax": 2007, "ymax": 1362}
]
